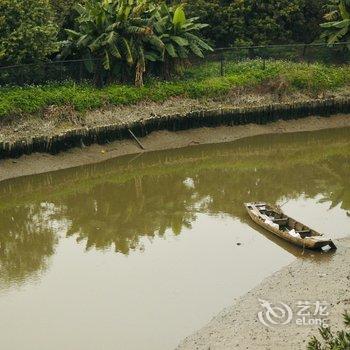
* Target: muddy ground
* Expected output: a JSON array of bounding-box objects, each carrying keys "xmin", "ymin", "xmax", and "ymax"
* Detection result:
[
  {"xmin": 177, "ymin": 237, "xmax": 350, "ymax": 350},
  {"xmin": 1, "ymin": 113, "xmax": 350, "ymax": 182}
]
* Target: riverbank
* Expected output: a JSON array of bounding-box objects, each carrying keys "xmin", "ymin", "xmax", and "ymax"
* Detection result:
[
  {"xmin": 1, "ymin": 58, "xmax": 350, "ymax": 159},
  {"xmin": 177, "ymin": 237, "xmax": 350, "ymax": 350},
  {"xmin": 1, "ymin": 113, "xmax": 350, "ymax": 182},
  {"xmin": 2, "ymin": 60, "xmax": 350, "ymax": 126},
  {"xmin": 1, "ymin": 87, "xmax": 350, "ymax": 143}
]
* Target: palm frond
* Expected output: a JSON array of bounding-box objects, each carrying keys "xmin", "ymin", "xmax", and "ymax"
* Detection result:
[
  {"xmin": 144, "ymin": 51, "xmax": 160, "ymax": 61},
  {"xmin": 88, "ymin": 33, "xmax": 106, "ymax": 51},
  {"xmin": 65, "ymin": 29, "xmax": 83, "ymax": 39},
  {"xmin": 340, "ymin": 1, "xmax": 350, "ymax": 20},
  {"xmin": 147, "ymin": 35, "xmax": 165, "ymax": 50},
  {"xmin": 173, "ymin": 5, "xmax": 186, "ymax": 29},
  {"xmin": 189, "ymin": 43, "xmax": 204, "ymax": 58},
  {"xmin": 165, "ymin": 42, "xmax": 177, "ymax": 57},
  {"xmin": 77, "ymin": 34, "xmax": 90, "ymax": 47},
  {"xmin": 170, "ymin": 36, "xmax": 189, "ymax": 46},
  {"xmin": 184, "ymin": 32, "xmax": 213, "ymax": 51},
  {"xmin": 110, "ymin": 43, "xmax": 122, "ymax": 59},
  {"xmin": 83, "ymin": 51, "xmax": 95, "ymax": 73},
  {"xmin": 103, "ymin": 49, "xmax": 110, "ymax": 70},
  {"xmin": 120, "ymin": 38, "xmax": 134, "ymax": 65},
  {"xmin": 177, "ymin": 45, "xmax": 189, "ymax": 59}
]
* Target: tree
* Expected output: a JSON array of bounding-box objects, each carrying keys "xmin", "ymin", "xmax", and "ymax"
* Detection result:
[
  {"xmin": 50, "ymin": 0, "xmax": 76, "ymax": 26},
  {"xmin": 185, "ymin": 0, "xmax": 328, "ymax": 47},
  {"xmin": 50, "ymin": 0, "xmax": 80, "ymax": 39},
  {"xmin": 62, "ymin": 0, "xmax": 211, "ymax": 85},
  {"xmin": 0, "ymin": 0, "xmax": 59, "ymax": 65},
  {"xmin": 321, "ymin": 0, "xmax": 350, "ymax": 46},
  {"xmin": 244, "ymin": 0, "xmax": 323, "ymax": 45},
  {"xmin": 185, "ymin": 0, "xmax": 248, "ymax": 47},
  {"xmin": 291, "ymin": 0, "xmax": 326, "ymax": 44},
  {"xmin": 62, "ymin": 0, "xmax": 164, "ymax": 86},
  {"xmin": 153, "ymin": 3, "xmax": 213, "ymax": 77}
]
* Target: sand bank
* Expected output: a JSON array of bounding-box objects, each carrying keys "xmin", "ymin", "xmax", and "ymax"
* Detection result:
[{"xmin": 177, "ymin": 238, "xmax": 350, "ymax": 350}]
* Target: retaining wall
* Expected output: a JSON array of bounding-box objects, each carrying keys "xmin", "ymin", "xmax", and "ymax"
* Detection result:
[{"xmin": 1, "ymin": 98, "xmax": 349, "ymax": 159}]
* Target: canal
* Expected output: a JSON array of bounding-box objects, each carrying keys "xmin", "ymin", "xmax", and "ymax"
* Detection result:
[{"xmin": 0, "ymin": 127, "xmax": 349, "ymax": 350}]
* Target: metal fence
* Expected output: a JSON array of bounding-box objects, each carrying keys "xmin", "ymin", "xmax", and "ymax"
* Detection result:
[
  {"xmin": 0, "ymin": 59, "xmax": 100, "ymax": 87},
  {"xmin": 207, "ymin": 42, "xmax": 350, "ymax": 76},
  {"xmin": 0, "ymin": 42, "xmax": 349, "ymax": 87}
]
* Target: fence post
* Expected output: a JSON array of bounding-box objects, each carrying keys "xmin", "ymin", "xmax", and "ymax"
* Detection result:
[
  {"xmin": 19, "ymin": 66, "xmax": 24, "ymax": 86},
  {"xmin": 79, "ymin": 61, "xmax": 83, "ymax": 83},
  {"xmin": 44, "ymin": 62, "xmax": 47, "ymax": 84},
  {"xmin": 302, "ymin": 44, "xmax": 307, "ymax": 62},
  {"xmin": 220, "ymin": 53, "xmax": 225, "ymax": 76},
  {"xmin": 60, "ymin": 61, "xmax": 63, "ymax": 81}
]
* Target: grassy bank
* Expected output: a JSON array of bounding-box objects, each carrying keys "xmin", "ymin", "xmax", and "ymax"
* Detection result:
[{"xmin": 1, "ymin": 59, "xmax": 350, "ymax": 119}]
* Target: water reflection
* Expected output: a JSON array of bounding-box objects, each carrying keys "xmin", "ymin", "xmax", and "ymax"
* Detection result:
[
  {"xmin": 0, "ymin": 127, "xmax": 349, "ymax": 286},
  {"xmin": 0, "ymin": 203, "xmax": 63, "ymax": 287},
  {"xmin": 64, "ymin": 176, "xmax": 197, "ymax": 253}
]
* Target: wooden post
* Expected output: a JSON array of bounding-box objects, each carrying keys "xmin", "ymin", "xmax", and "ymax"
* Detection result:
[
  {"xmin": 220, "ymin": 54, "xmax": 225, "ymax": 76},
  {"xmin": 128, "ymin": 129, "xmax": 145, "ymax": 150}
]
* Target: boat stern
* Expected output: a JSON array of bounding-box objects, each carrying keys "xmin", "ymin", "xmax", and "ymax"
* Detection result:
[{"xmin": 308, "ymin": 238, "xmax": 337, "ymax": 251}]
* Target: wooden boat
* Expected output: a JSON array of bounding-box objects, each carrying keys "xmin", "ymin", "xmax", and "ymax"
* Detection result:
[{"xmin": 244, "ymin": 202, "xmax": 337, "ymax": 251}]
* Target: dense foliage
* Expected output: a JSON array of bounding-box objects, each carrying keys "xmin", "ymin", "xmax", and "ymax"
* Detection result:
[
  {"xmin": 62, "ymin": 0, "xmax": 165, "ymax": 86},
  {"xmin": 0, "ymin": 0, "xmax": 345, "ymax": 66},
  {"xmin": 0, "ymin": 0, "xmax": 348, "ymax": 90},
  {"xmin": 152, "ymin": 4, "xmax": 213, "ymax": 77},
  {"xmin": 184, "ymin": 0, "xmax": 327, "ymax": 47},
  {"xmin": 321, "ymin": 0, "xmax": 350, "ymax": 45},
  {"xmin": 0, "ymin": 0, "xmax": 59, "ymax": 65},
  {"xmin": 50, "ymin": 0, "xmax": 77, "ymax": 27},
  {"xmin": 61, "ymin": 0, "xmax": 212, "ymax": 86},
  {"xmin": 50, "ymin": 0, "xmax": 79, "ymax": 39}
]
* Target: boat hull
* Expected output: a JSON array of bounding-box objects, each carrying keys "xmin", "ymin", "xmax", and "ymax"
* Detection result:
[{"xmin": 245, "ymin": 203, "xmax": 336, "ymax": 251}]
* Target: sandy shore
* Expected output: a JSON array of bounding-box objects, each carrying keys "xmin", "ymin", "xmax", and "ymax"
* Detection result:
[
  {"xmin": 1, "ymin": 114, "xmax": 350, "ymax": 182},
  {"xmin": 177, "ymin": 237, "xmax": 350, "ymax": 350}
]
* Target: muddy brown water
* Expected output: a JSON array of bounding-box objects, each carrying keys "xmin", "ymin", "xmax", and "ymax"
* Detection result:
[{"xmin": 0, "ymin": 127, "xmax": 349, "ymax": 350}]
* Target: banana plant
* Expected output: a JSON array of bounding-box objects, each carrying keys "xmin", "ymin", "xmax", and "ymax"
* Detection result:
[
  {"xmin": 62, "ymin": 0, "xmax": 164, "ymax": 86},
  {"xmin": 152, "ymin": 3, "xmax": 213, "ymax": 77},
  {"xmin": 321, "ymin": 0, "xmax": 350, "ymax": 47}
]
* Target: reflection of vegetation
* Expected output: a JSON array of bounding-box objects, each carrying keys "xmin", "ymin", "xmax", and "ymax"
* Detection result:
[
  {"xmin": 0, "ymin": 128, "xmax": 349, "ymax": 283},
  {"xmin": 317, "ymin": 156, "xmax": 350, "ymax": 212},
  {"xmin": 64, "ymin": 176, "xmax": 196, "ymax": 254},
  {"xmin": 0, "ymin": 203, "xmax": 61, "ymax": 287}
]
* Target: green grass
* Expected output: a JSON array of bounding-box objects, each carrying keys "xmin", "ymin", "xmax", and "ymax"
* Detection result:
[{"xmin": 1, "ymin": 59, "xmax": 350, "ymax": 119}]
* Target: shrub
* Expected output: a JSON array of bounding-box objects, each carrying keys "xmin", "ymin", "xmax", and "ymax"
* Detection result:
[
  {"xmin": 0, "ymin": 0, "xmax": 58, "ymax": 65},
  {"xmin": 307, "ymin": 311, "xmax": 350, "ymax": 350},
  {"xmin": 186, "ymin": 0, "xmax": 327, "ymax": 48}
]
